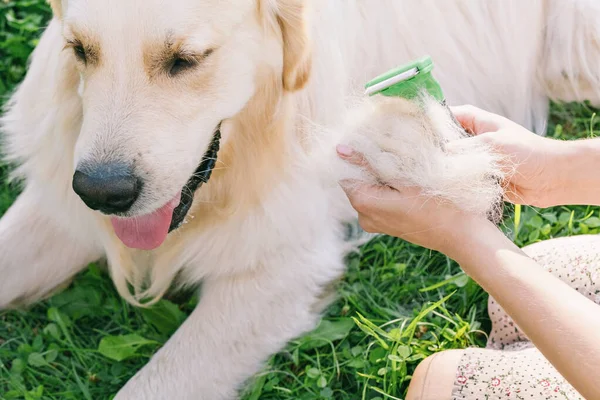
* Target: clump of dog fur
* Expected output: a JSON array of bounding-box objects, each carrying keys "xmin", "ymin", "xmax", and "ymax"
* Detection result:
[{"xmin": 323, "ymin": 94, "xmax": 509, "ymax": 223}]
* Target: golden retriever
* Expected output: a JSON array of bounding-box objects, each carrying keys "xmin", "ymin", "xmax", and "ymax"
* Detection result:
[{"xmin": 1, "ymin": 0, "xmax": 599, "ymax": 398}]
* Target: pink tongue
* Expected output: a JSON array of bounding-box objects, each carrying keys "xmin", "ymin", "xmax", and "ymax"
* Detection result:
[{"xmin": 111, "ymin": 193, "xmax": 181, "ymax": 251}]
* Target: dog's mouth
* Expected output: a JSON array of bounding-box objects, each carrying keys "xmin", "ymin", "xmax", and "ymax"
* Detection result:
[
  {"xmin": 169, "ymin": 124, "xmax": 222, "ymax": 232},
  {"xmin": 110, "ymin": 124, "xmax": 222, "ymax": 251}
]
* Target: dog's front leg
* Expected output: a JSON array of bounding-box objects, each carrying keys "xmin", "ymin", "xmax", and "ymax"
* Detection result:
[
  {"xmin": 0, "ymin": 185, "xmax": 103, "ymax": 308},
  {"xmin": 114, "ymin": 248, "xmax": 344, "ymax": 400}
]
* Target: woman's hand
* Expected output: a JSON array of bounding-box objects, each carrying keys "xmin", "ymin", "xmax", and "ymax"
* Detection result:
[
  {"xmin": 447, "ymin": 105, "xmax": 568, "ymax": 208},
  {"xmin": 336, "ymin": 145, "xmax": 496, "ymax": 259}
]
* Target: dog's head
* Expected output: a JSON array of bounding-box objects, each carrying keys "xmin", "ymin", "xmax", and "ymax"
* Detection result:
[{"xmin": 50, "ymin": 0, "xmax": 311, "ymax": 250}]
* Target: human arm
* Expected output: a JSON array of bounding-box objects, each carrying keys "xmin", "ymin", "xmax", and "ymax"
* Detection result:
[
  {"xmin": 550, "ymin": 138, "xmax": 600, "ymax": 206},
  {"xmin": 449, "ymin": 105, "xmax": 600, "ymax": 208},
  {"xmin": 452, "ymin": 221, "xmax": 600, "ymax": 400},
  {"xmin": 337, "ymin": 147, "xmax": 600, "ymax": 400}
]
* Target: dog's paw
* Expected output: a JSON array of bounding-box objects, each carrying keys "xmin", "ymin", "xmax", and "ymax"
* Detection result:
[{"xmin": 335, "ymin": 94, "xmax": 506, "ymax": 223}]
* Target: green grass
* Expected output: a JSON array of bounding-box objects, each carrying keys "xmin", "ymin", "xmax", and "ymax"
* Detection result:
[{"xmin": 1, "ymin": 3, "xmax": 599, "ymax": 399}]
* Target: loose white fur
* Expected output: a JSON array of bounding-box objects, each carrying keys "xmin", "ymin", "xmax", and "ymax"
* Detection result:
[
  {"xmin": 1, "ymin": 1, "xmax": 599, "ymax": 399},
  {"xmin": 320, "ymin": 94, "xmax": 507, "ymax": 222}
]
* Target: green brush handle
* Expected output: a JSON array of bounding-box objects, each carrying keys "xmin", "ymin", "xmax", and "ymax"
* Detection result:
[{"xmin": 364, "ymin": 56, "xmax": 445, "ymax": 102}]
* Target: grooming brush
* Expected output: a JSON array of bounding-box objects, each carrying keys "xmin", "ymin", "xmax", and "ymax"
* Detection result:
[
  {"xmin": 364, "ymin": 55, "xmax": 464, "ymax": 129},
  {"xmin": 365, "ymin": 56, "xmax": 445, "ymax": 103},
  {"xmin": 363, "ymin": 56, "xmax": 505, "ymax": 224}
]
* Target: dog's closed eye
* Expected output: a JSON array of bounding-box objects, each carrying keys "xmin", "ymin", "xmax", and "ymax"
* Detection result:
[
  {"xmin": 65, "ymin": 39, "xmax": 92, "ymax": 65},
  {"xmin": 73, "ymin": 44, "xmax": 87, "ymax": 64},
  {"xmin": 168, "ymin": 49, "xmax": 214, "ymax": 77}
]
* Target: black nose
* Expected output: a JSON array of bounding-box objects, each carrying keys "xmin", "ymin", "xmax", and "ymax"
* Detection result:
[{"xmin": 72, "ymin": 163, "xmax": 142, "ymax": 214}]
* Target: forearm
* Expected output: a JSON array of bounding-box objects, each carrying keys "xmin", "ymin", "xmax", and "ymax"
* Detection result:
[
  {"xmin": 552, "ymin": 138, "xmax": 600, "ymax": 206},
  {"xmin": 451, "ymin": 224, "xmax": 600, "ymax": 399}
]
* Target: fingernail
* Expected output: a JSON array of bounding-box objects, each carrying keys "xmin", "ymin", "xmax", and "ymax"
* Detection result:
[{"xmin": 336, "ymin": 144, "xmax": 354, "ymax": 157}]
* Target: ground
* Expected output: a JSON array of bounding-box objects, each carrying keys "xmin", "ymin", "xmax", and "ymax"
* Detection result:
[{"xmin": 0, "ymin": 2, "xmax": 599, "ymax": 400}]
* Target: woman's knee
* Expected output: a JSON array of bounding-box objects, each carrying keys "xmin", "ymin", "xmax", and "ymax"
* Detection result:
[
  {"xmin": 521, "ymin": 234, "xmax": 600, "ymax": 259},
  {"xmin": 406, "ymin": 349, "xmax": 464, "ymax": 400}
]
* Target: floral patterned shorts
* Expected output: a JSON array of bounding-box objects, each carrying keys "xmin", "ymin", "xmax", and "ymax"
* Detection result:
[{"xmin": 451, "ymin": 235, "xmax": 600, "ymax": 400}]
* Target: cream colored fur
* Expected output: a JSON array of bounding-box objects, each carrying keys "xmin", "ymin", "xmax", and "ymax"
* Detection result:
[
  {"xmin": 1, "ymin": 0, "xmax": 599, "ymax": 399},
  {"xmin": 320, "ymin": 94, "xmax": 507, "ymax": 222}
]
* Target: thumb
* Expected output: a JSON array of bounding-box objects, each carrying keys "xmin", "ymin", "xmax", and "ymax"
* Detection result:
[{"xmin": 450, "ymin": 105, "xmax": 506, "ymax": 136}]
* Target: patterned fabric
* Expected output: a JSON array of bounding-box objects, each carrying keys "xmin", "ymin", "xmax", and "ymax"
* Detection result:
[{"xmin": 451, "ymin": 235, "xmax": 600, "ymax": 400}]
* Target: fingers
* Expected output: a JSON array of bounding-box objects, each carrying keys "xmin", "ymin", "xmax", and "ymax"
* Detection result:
[
  {"xmin": 338, "ymin": 181, "xmax": 401, "ymax": 234},
  {"xmin": 337, "ymin": 145, "xmax": 419, "ymax": 195},
  {"xmin": 449, "ymin": 104, "xmax": 508, "ymax": 135},
  {"xmin": 338, "ymin": 179, "xmax": 399, "ymax": 209},
  {"xmin": 339, "ymin": 178, "xmax": 421, "ymax": 209},
  {"xmin": 336, "ymin": 144, "xmax": 370, "ymax": 167},
  {"xmin": 448, "ymin": 105, "xmax": 484, "ymax": 133},
  {"xmin": 336, "ymin": 144, "xmax": 422, "ymax": 212},
  {"xmin": 336, "ymin": 144, "xmax": 384, "ymax": 180},
  {"xmin": 338, "ymin": 179, "xmax": 391, "ymax": 202}
]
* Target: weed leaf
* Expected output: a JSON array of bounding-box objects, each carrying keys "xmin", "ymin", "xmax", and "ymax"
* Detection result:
[{"xmin": 98, "ymin": 334, "xmax": 156, "ymax": 362}]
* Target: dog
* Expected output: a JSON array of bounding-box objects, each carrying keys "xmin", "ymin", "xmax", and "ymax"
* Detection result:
[{"xmin": 1, "ymin": 0, "xmax": 599, "ymax": 398}]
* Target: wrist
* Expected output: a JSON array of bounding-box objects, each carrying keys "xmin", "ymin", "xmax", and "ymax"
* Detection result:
[
  {"xmin": 548, "ymin": 139, "xmax": 600, "ymax": 206},
  {"xmin": 440, "ymin": 217, "xmax": 509, "ymax": 263}
]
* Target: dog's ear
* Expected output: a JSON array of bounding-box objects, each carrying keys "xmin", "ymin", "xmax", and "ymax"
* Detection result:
[
  {"xmin": 274, "ymin": 0, "xmax": 312, "ymax": 91},
  {"xmin": 48, "ymin": 0, "xmax": 63, "ymax": 19}
]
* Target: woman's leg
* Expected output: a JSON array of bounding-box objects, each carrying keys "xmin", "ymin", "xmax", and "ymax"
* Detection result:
[
  {"xmin": 407, "ymin": 234, "xmax": 600, "ymax": 399},
  {"xmin": 407, "ymin": 343, "xmax": 585, "ymax": 399},
  {"xmin": 487, "ymin": 234, "xmax": 600, "ymax": 350},
  {"xmin": 450, "ymin": 346, "xmax": 584, "ymax": 399},
  {"xmin": 406, "ymin": 350, "xmax": 464, "ymax": 400}
]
